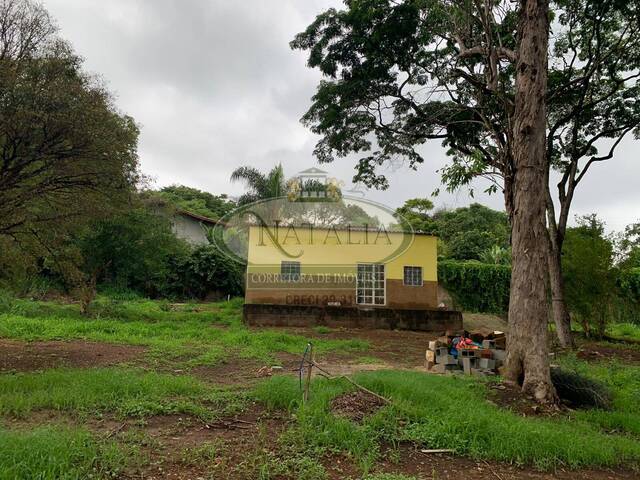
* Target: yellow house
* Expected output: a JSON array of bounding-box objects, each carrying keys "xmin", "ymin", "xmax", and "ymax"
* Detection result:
[{"xmin": 244, "ymin": 224, "xmax": 439, "ymax": 310}]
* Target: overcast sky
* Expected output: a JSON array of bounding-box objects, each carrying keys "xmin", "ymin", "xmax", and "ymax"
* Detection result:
[{"xmin": 43, "ymin": 0, "xmax": 638, "ymax": 231}]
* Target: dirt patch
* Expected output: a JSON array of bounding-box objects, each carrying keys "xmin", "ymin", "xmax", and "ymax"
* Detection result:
[
  {"xmin": 191, "ymin": 358, "xmax": 266, "ymax": 386},
  {"xmin": 191, "ymin": 353, "xmax": 302, "ymax": 386},
  {"xmin": 364, "ymin": 442, "xmax": 639, "ymax": 480},
  {"xmin": 463, "ymin": 312, "xmax": 508, "ymax": 334},
  {"xmin": 117, "ymin": 403, "xmax": 291, "ymax": 480},
  {"xmin": 280, "ymin": 326, "xmax": 438, "ymax": 368},
  {"xmin": 330, "ymin": 390, "xmax": 386, "ymax": 422},
  {"xmin": 577, "ymin": 342, "xmax": 640, "ymax": 364},
  {"xmin": 488, "ymin": 383, "xmax": 565, "ymax": 417},
  {"xmin": 0, "ymin": 339, "xmax": 145, "ymax": 372}
]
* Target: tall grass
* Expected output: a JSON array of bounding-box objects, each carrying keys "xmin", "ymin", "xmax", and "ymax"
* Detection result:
[
  {"xmin": 255, "ymin": 371, "xmax": 640, "ymax": 471},
  {"xmin": 0, "ymin": 426, "xmax": 127, "ymax": 480},
  {"xmin": 608, "ymin": 323, "xmax": 640, "ymax": 342},
  {"xmin": 556, "ymin": 354, "xmax": 640, "ymax": 436},
  {"xmin": 0, "ymin": 367, "xmax": 245, "ymax": 420}
]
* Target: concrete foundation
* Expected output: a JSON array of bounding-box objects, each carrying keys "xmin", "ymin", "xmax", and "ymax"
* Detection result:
[{"xmin": 243, "ymin": 303, "xmax": 463, "ymax": 332}]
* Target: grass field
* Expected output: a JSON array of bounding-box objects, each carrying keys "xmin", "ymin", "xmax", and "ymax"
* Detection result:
[
  {"xmin": 0, "ymin": 296, "xmax": 368, "ymax": 366},
  {"xmin": 1, "ymin": 294, "xmax": 639, "ymax": 479}
]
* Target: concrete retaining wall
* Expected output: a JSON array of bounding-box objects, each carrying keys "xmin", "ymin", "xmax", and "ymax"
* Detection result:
[{"xmin": 243, "ymin": 303, "xmax": 463, "ymax": 332}]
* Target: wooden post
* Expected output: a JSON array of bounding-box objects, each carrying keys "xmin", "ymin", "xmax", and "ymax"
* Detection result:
[{"xmin": 303, "ymin": 343, "xmax": 314, "ymax": 402}]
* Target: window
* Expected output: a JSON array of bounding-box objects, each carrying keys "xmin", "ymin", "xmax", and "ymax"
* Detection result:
[
  {"xmin": 280, "ymin": 261, "xmax": 300, "ymax": 282},
  {"xmin": 357, "ymin": 263, "xmax": 385, "ymax": 305},
  {"xmin": 403, "ymin": 266, "xmax": 423, "ymax": 286}
]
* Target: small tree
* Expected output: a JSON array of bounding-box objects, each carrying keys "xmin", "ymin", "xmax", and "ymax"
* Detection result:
[
  {"xmin": 76, "ymin": 207, "xmax": 188, "ymax": 298},
  {"xmin": 562, "ymin": 215, "xmax": 616, "ymax": 338}
]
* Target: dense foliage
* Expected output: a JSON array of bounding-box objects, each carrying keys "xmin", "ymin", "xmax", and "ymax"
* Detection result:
[
  {"xmin": 562, "ymin": 216, "xmax": 617, "ymax": 336},
  {"xmin": 157, "ymin": 185, "xmax": 235, "ymax": 220},
  {"xmin": 438, "ymin": 260, "xmax": 511, "ymax": 314},
  {"xmin": 74, "ymin": 207, "xmax": 243, "ymax": 301},
  {"xmin": 396, "ymin": 200, "xmax": 510, "ymax": 262},
  {"xmin": 0, "ymin": 2, "xmax": 139, "ymax": 241},
  {"xmin": 76, "ymin": 208, "xmax": 188, "ymax": 297},
  {"xmin": 163, "ymin": 245, "xmax": 244, "ymax": 300},
  {"xmin": 619, "ymin": 269, "xmax": 640, "ymax": 304}
]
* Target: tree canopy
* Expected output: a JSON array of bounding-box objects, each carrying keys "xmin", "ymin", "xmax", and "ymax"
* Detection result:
[
  {"xmin": 396, "ymin": 199, "xmax": 510, "ymax": 261},
  {"xmin": 291, "ymin": 0, "xmax": 640, "ymax": 205},
  {"xmin": 0, "ymin": 0, "xmax": 139, "ymax": 242},
  {"xmin": 157, "ymin": 185, "xmax": 235, "ymax": 220}
]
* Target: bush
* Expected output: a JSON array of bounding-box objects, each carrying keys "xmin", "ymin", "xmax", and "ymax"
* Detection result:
[
  {"xmin": 162, "ymin": 245, "xmax": 244, "ymax": 300},
  {"xmin": 76, "ymin": 208, "xmax": 188, "ymax": 297},
  {"xmin": 438, "ymin": 260, "xmax": 510, "ymax": 313},
  {"xmin": 616, "ymin": 268, "xmax": 640, "ymax": 324}
]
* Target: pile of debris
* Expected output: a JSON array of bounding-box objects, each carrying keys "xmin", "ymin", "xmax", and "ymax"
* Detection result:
[{"xmin": 425, "ymin": 331, "xmax": 506, "ymax": 375}]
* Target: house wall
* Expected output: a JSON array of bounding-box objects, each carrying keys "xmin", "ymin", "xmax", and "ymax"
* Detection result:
[
  {"xmin": 172, "ymin": 214, "xmax": 210, "ymax": 245},
  {"xmin": 245, "ymin": 225, "xmax": 438, "ymax": 309},
  {"xmin": 244, "ymin": 303, "xmax": 462, "ymax": 332}
]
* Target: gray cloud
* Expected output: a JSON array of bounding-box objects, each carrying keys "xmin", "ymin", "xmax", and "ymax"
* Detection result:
[{"xmin": 43, "ymin": 0, "xmax": 638, "ymax": 232}]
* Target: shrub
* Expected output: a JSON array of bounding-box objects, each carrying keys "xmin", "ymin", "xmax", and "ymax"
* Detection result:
[
  {"xmin": 76, "ymin": 207, "xmax": 188, "ymax": 297},
  {"xmin": 162, "ymin": 245, "xmax": 244, "ymax": 300},
  {"xmin": 438, "ymin": 260, "xmax": 510, "ymax": 313}
]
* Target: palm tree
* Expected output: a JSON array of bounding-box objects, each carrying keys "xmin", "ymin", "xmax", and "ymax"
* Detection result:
[{"xmin": 230, "ymin": 164, "xmax": 287, "ymax": 205}]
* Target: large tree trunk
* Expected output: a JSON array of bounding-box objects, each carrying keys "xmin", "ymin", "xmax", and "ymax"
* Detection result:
[{"xmin": 505, "ymin": 0, "xmax": 557, "ymax": 404}]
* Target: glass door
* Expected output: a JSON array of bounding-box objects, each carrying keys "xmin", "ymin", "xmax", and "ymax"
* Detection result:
[{"xmin": 356, "ymin": 263, "xmax": 385, "ymax": 305}]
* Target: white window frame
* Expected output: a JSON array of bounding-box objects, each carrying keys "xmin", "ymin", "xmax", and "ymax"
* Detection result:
[
  {"xmin": 356, "ymin": 263, "xmax": 386, "ymax": 306},
  {"xmin": 403, "ymin": 266, "xmax": 423, "ymax": 287}
]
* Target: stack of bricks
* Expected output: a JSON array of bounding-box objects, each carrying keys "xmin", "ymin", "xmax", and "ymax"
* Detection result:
[{"xmin": 425, "ymin": 332, "xmax": 507, "ymax": 376}]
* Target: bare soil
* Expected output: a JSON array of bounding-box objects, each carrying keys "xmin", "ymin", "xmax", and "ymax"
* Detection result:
[
  {"xmin": 281, "ymin": 326, "xmax": 438, "ymax": 367},
  {"xmin": 366, "ymin": 443, "xmax": 638, "ymax": 480},
  {"xmin": 330, "ymin": 390, "xmax": 386, "ymax": 422},
  {"xmin": 118, "ymin": 403, "xmax": 290, "ymax": 480},
  {"xmin": 487, "ymin": 383, "xmax": 568, "ymax": 417},
  {"xmin": 577, "ymin": 342, "xmax": 640, "ymax": 364},
  {"xmin": 0, "ymin": 339, "xmax": 144, "ymax": 372}
]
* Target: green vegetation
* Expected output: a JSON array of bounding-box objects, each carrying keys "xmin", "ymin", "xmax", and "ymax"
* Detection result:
[
  {"xmin": 0, "ymin": 295, "xmax": 639, "ymax": 476},
  {"xmin": 0, "ymin": 426, "xmax": 128, "ymax": 480},
  {"xmin": 0, "ymin": 296, "xmax": 367, "ymax": 366},
  {"xmin": 313, "ymin": 325, "xmax": 333, "ymax": 334},
  {"xmin": 438, "ymin": 261, "xmax": 511, "ymax": 313},
  {"xmin": 0, "ymin": 367, "xmax": 245, "ymax": 421},
  {"xmin": 156, "ymin": 185, "xmax": 236, "ymax": 219},
  {"xmin": 75, "ymin": 207, "xmax": 188, "ymax": 297},
  {"xmin": 608, "ymin": 323, "xmax": 640, "ymax": 342},
  {"xmin": 563, "ymin": 216, "xmax": 618, "ymax": 337},
  {"xmin": 396, "ymin": 201, "xmax": 510, "ymax": 263},
  {"xmin": 556, "ymin": 354, "xmax": 640, "ymax": 436},
  {"xmin": 255, "ymin": 367, "xmax": 640, "ymax": 473}
]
